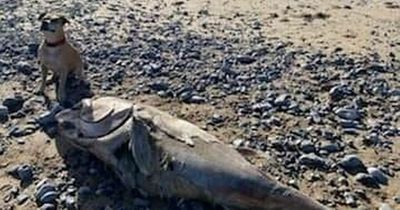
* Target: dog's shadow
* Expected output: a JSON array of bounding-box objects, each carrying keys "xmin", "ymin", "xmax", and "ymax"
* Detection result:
[{"xmin": 54, "ymin": 136, "xmax": 225, "ymax": 210}]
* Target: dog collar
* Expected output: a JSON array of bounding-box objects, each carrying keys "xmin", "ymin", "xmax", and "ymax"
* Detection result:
[{"xmin": 45, "ymin": 37, "xmax": 66, "ymax": 47}]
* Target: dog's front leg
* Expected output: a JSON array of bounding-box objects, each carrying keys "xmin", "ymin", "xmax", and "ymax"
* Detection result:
[
  {"xmin": 36, "ymin": 64, "xmax": 48, "ymax": 94},
  {"xmin": 57, "ymin": 71, "xmax": 68, "ymax": 104}
]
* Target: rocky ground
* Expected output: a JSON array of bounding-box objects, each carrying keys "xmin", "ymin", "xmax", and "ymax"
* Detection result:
[{"xmin": 0, "ymin": 0, "xmax": 400, "ymax": 209}]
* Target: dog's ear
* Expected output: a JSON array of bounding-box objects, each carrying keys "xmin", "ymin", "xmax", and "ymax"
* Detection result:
[
  {"xmin": 60, "ymin": 16, "xmax": 70, "ymax": 25},
  {"xmin": 38, "ymin": 12, "xmax": 47, "ymax": 21}
]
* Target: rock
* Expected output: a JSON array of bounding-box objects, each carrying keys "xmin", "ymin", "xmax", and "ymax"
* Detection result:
[
  {"xmin": 40, "ymin": 203, "xmax": 56, "ymax": 210},
  {"xmin": 298, "ymin": 154, "xmax": 329, "ymax": 170},
  {"xmin": 319, "ymin": 142, "xmax": 341, "ymax": 153},
  {"xmin": 329, "ymin": 85, "xmax": 349, "ymax": 101},
  {"xmin": 15, "ymin": 61, "xmax": 32, "ymax": 75},
  {"xmin": 39, "ymin": 191, "xmax": 59, "ymax": 204},
  {"xmin": 65, "ymin": 195, "xmax": 76, "ymax": 209},
  {"xmin": 299, "ymin": 140, "xmax": 315, "ymax": 153},
  {"xmin": 344, "ymin": 192, "xmax": 357, "ymax": 207},
  {"xmin": 274, "ymin": 94, "xmax": 291, "ymax": 107},
  {"xmin": 16, "ymin": 194, "xmax": 29, "ymax": 205},
  {"xmin": 2, "ymin": 95, "xmax": 24, "ymax": 113},
  {"xmin": 7, "ymin": 164, "xmax": 33, "ymax": 184},
  {"xmin": 338, "ymin": 155, "xmax": 367, "ymax": 175},
  {"xmin": 379, "ymin": 203, "xmax": 393, "ymax": 210},
  {"xmin": 335, "ymin": 108, "xmax": 362, "ymax": 121},
  {"xmin": 0, "ymin": 105, "xmax": 8, "ymax": 122},
  {"xmin": 232, "ymin": 139, "xmax": 244, "ymax": 147},
  {"xmin": 236, "ymin": 55, "xmax": 256, "ymax": 64},
  {"xmin": 367, "ymin": 167, "xmax": 388, "ymax": 185},
  {"xmin": 355, "ymin": 173, "xmax": 379, "ymax": 188},
  {"xmin": 35, "ymin": 179, "xmax": 58, "ymax": 204},
  {"xmin": 187, "ymin": 95, "xmax": 207, "ymax": 104}
]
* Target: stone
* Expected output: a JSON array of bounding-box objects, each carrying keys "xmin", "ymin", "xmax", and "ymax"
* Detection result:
[
  {"xmin": 16, "ymin": 194, "xmax": 29, "ymax": 205},
  {"xmin": 355, "ymin": 173, "xmax": 379, "ymax": 188},
  {"xmin": 338, "ymin": 155, "xmax": 367, "ymax": 175},
  {"xmin": 367, "ymin": 167, "xmax": 388, "ymax": 185},
  {"xmin": 335, "ymin": 108, "xmax": 362, "ymax": 121},
  {"xmin": 236, "ymin": 55, "xmax": 256, "ymax": 64},
  {"xmin": 2, "ymin": 95, "xmax": 24, "ymax": 113},
  {"xmin": 299, "ymin": 140, "xmax": 315, "ymax": 153},
  {"xmin": 7, "ymin": 164, "xmax": 33, "ymax": 184},
  {"xmin": 298, "ymin": 154, "xmax": 329, "ymax": 170},
  {"xmin": 0, "ymin": 105, "xmax": 8, "ymax": 122},
  {"xmin": 15, "ymin": 61, "xmax": 32, "ymax": 75},
  {"xmin": 40, "ymin": 203, "xmax": 56, "ymax": 210},
  {"xmin": 379, "ymin": 203, "xmax": 393, "ymax": 210},
  {"xmin": 344, "ymin": 192, "xmax": 357, "ymax": 207}
]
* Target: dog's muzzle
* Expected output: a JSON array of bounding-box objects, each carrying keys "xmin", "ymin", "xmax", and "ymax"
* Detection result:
[{"xmin": 40, "ymin": 22, "xmax": 50, "ymax": 31}]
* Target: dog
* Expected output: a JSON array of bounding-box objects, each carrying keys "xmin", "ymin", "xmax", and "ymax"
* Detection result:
[{"xmin": 37, "ymin": 12, "xmax": 85, "ymax": 104}]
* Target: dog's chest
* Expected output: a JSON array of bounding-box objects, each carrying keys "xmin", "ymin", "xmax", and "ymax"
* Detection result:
[{"xmin": 40, "ymin": 45, "xmax": 76, "ymax": 71}]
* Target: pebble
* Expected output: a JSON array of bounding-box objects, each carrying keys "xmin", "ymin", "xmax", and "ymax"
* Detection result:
[
  {"xmin": 344, "ymin": 191, "xmax": 357, "ymax": 207},
  {"xmin": 236, "ymin": 54, "xmax": 256, "ymax": 64},
  {"xmin": 379, "ymin": 203, "xmax": 393, "ymax": 210},
  {"xmin": 7, "ymin": 164, "xmax": 33, "ymax": 184},
  {"xmin": 299, "ymin": 140, "xmax": 315, "ymax": 153},
  {"xmin": 335, "ymin": 108, "xmax": 362, "ymax": 121},
  {"xmin": 15, "ymin": 61, "xmax": 32, "ymax": 75},
  {"xmin": 16, "ymin": 194, "xmax": 29, "ymax": 205},
  {"xmin": 0, "ymin": 105, "xmax": 8, "ymax": 122},
  {"xmin": 65, "ymin": 195, "xmax": 76, "ymax": 209},
  {"xmin": 338, "ymin": 155, "xmax": 367, "ymax": 175},
  {"xmin": 298, "ymin": 153, "xmax": 329, "ymax": 170},
  {"xmin": 2, "ymin": 95, "xmax": 24, "ymax": 113},
  {"xmin": 40, "ymin": 203, "xmax": 56, "ymax": 210},
  {"xmin": 355, "ymin": 173, "xmax": 378, "ymax": 188},
  {"xmin": 367, "ymin": 167, "xmax": 388, "ymax": 185},
  {"xmin": 35, "ymin": 179, "xmax": 58, "ymax": 204}
]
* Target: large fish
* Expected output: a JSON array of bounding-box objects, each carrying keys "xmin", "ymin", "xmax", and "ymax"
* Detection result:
[{"xmin": 55, "ymin": 97, "xmax": 328, "ymax": 210}]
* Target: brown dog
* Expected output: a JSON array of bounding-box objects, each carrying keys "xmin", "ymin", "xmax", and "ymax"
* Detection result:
[{"xmin": 37, "ymin": 13, "xmax": 84, "ymax": 104}]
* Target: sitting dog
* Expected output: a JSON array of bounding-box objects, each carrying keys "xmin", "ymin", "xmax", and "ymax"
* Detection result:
[{"xmin": 37, "ymin": 12, "xmax": 85, "ymax": 104}]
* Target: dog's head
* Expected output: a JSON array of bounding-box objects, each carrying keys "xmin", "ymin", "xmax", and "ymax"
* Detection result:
[{"xmin": 38, "ymin": 12, "xmax": 70, "ymax": 34}]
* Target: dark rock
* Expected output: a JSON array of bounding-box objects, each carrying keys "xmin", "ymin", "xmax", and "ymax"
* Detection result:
[
  {"xmin": 335, "ymin": 108, "xmax": 362, "ymax": 121},
  {"xmin": 236, "ymin": 55, "xmax": 256, "ymax": 64},
  {"xmin": 0, "ymin": 105, "xmax": 8, "ymax": 122},
  {"xmin": 35, "ymin": 179, "xmax": 58, "ymax": 204},
  {"xmin": 355, "ymin": 173, "xmax": 379, "ymax": 188},
  {"xmin": 274, "ymin": 94, "xmax": 291, "ymax": 107},
  {"xmin": 7, "ymin": 164, "xmax": 33, "ymax": 184},
  {"xmin": 187, "ymin": 95, "xmax": 207, "ymax": 104},
  {"xmin": 2, "ymin": 95, "xmax": 24, "ymax": 113},
  {"xmin": 15, "ymin": 61, "xmax": 33, "ymax": 75},
  {"xmin": 367, "ymin": 167, "xmax": 388, "ymax": 185},
  {"xmin": 338, "ymin": 155, "xmax": 367, "ymax": 175},
  {"xmin": 319, "ymin": 142, "xmax": 341, "ymax": 153},
  {"xmin": 299, "ymin": 140, "xmax": 315, "ymax": 153},
  {"xmin": 298, "ymin": 154, "xmax": 329, "ymax": 170}
]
